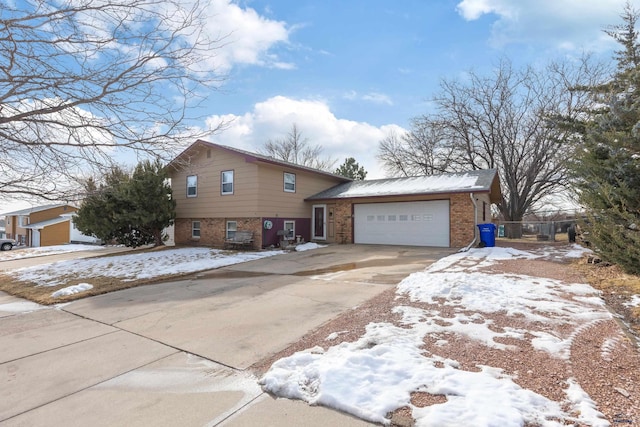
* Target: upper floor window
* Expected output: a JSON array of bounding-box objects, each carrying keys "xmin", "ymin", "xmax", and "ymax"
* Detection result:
[
  {"xmin": 221, "ymin": 170, "xmax": 234, "ymax": 195},
  {"xmin": 187, "ymin": 175, "xmax": 197, "ymax": 197},
  {"xmin": 284, "ymin": 172, "xmax": 296, "ymax": 193}
]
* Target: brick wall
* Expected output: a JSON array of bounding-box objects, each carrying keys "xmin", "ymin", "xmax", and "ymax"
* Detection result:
[
  {"xmin": 175, "ymin": 217, "xmax": 263, "ymax": 249},
  {"xmin": 449, "ymin": 193, "xmax": 476, "ymax": 247},
  {"xmin": 333, "ymin": 200, "xmax": 353, "ymax": 244}
]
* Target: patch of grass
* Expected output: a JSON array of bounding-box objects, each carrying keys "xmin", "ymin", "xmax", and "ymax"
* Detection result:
[
  {"xmin": 0, "ymin": 271, "xmax": 193, "ymax": 305},
  {"xmin": 577, "ymin": 261, "xmax": 640, "ymax": 336}
]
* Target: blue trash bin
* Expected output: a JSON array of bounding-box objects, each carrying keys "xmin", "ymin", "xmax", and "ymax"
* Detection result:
[{"xmin": 477, "ymin": 223, "xmax": 496, "ymax": 247}]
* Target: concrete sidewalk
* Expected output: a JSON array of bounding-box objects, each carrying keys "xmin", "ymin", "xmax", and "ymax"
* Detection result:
[{"xmin": 0, "ymin": 245, "xmax": 451, "ymax": 426}]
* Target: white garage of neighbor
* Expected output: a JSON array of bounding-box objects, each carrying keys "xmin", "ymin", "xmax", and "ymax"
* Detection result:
[{"xmin": 354, "ymin": 200, "xmax": 450, "ymax": 247}]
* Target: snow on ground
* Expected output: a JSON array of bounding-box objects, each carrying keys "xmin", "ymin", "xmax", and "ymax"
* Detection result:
[
  {"xmin": 295, "ymin": 242, "xmax": 327, "ymax": 252},
  {"xmin": 0, "ymin": 300, "xmax": 47, "ymax": 314},
  {"xmin": 10, "ymin": 248, "xmax": 285, "ymax": 287},
  {"xmin": 260, "ymin": 246, "xmax": 611, "ymax": 427},
  {"xmin": 623, "ymin": 294, "xmax": 640, "ymax": 308},
  {"xmin": 0, "ymin": 244, "xmax": 107, "ymax": 261},
  {"xmin": 51, "ymin": 283, "xmax": 93, "ymax": 298}
]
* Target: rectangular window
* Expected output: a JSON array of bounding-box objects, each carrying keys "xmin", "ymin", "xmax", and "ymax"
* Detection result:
[
  {"xmin": 221, "ymin": 170, "xmax": 234, "ymax": 195},
  {"xmin": 399, "ymin": 215, "xmax": 408, "ymax": 221},
  {"xmin": 284, "ymin": 172, "xmax": 296, "ymax": 193},
  {"xmin": 284, "ymin": 220, "xmax": 295, "ymax": 239},
  {"xmin": 226, "ymin": 221, "xmax": 237, "ymax": 239},
  {"xmin": 192, "ymin": 221, "xmax": 201, "ymax": 238},
  {"xmin": 366, "ymin": 215, "xmax": 375, "ymax": 222},
  {"xmin": 388, "ymin": 215, "xmax": 397, "ymax": 221},
  {"xmin": 187, "ymin": 175, "xmax": 197, "ymax": 197},
  {"xmin": 377, "ymin": 215, "xmax": 385, "ymax": 221},
  {"xmin": 424, "ymin": 214, "xmax": 433, "ymax": 221}
]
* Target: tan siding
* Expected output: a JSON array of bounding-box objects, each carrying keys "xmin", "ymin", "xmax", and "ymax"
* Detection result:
[
  {"xmin": 257, "ymin": 164, "xmax": 345, "ymax": 218},
  {"xmin": 30, "ymin": 206, "xmax": 77, "ymax": 223},
  {"xmin": 169, "ymin": 144, "xmax": 346, "ymax": 220},
  {"xmin": 170, "ymin": 148, "xmax": 260, "ymax": 218}
]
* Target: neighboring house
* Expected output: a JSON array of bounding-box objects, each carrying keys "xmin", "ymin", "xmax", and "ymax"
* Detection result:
[
  {"xmin": 167, "ymin": 140, "xmax": 351, "ymax": 249},
  {"xmin": 168, "ymin": 140, "xmax": 502, "ymax": 249},
  {"xmin": 3, "ymin": 204, "xmax": 100, "ymax": 247}
]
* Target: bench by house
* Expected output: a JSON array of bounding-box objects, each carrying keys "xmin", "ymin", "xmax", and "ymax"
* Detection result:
[{"xmin": 224, "ymin": 230, "xmax": 254, "ymax": 250}]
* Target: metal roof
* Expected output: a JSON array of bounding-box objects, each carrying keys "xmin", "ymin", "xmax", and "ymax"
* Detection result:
[
  {"xmin": 2, "ymin": 204, "xmax": 73, "ymax": 217},
  {"xmin": 306, "ymin": 169, "xmax": 500, "ymax": 201},
  {"xmin": 23, "ymin": 216, "xmax": 71, "ymax": 230}
]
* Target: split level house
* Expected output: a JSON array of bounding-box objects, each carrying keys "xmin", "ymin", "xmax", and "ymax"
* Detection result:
[
  {"xmin": 3, "ymin": 204, "xmax": 100, "ymax": 247},
  {"xmin": 167, "ymin": 140, "xmax": 502, "ymax": 250}
]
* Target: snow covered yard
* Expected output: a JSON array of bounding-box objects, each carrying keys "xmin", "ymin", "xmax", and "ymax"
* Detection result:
[
  {"xmin": 0, "ymin": 243, "xmax": 107, "ymax": 261},
  {"xmin": 0, "ymin": 247, "xmax": 284, "ymax": 304},
  {"xmin": 258, "ymin": 245, "xmax": 639, "ymax": 427}
]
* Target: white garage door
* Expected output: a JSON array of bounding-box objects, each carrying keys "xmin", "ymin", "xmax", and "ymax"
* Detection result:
[{"xmin": 354, "ymin": 200, "xmax": 450, "ymax": 247}]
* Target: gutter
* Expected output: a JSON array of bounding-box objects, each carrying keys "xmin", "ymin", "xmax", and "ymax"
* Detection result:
[{"xmin": 459, "ymin": 192, "xmax": 478, "ymax": 252}]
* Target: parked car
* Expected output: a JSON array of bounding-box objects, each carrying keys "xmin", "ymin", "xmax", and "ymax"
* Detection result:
[{"xmin": 0, "ymin": 238, "xmax": 16, "ymax": 251}]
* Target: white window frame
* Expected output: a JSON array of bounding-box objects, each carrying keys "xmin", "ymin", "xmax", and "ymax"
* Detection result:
[
  {"xmin": 226, "ymin": 221, "xmax": 237, "ymax": 239},
  {"xmin": 284, "ymin": 220, "xmax": 295, "ymax": 239},
  {"xmin": 187, "ymin": 175, "xmax": 197, "ymax": 198},
  {"xmin": 191, "ymin": 221, "xmax": 201, "ymax": 238},
  {"xmin": 284, "ymin": 172, "xmax": 296, "ymax": 193},
  {"xmin": 221, "ymin": 170, "xmax": 234, "ymax": 195}
]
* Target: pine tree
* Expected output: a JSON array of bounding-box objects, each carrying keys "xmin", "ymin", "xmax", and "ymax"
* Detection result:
[
  {"xmin": 571, "ymin": 3, "xmax": 640, "ymax": 274},
  {"xmin": 74, "ymin": 161, "xmax": 175, "ymax": 247},
  {"xmin": 335, "ymin": 157, "xmax": 368, "ymax": 180}
]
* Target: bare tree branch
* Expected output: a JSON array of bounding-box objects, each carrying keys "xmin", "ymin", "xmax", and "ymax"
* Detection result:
[
  {"xmin": 0, "ymin": 0, "xmax": 227, "ymax": 202},
  {"xmin": 378, "ymin": 57, "xmax": 605, "ymax": 221},
  {"xmin": 260, "ymin": 123, "xmax": 337, "ymax": 171}
]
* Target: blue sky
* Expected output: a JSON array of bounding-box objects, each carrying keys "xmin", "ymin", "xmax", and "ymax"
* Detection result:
[
  {"xmin": 193, "ymin": 0, "xmax": 630, "ymax": 179},
  {"xmin": 1, "ymin": 0, "xmax": 634, "ymax": 213}
]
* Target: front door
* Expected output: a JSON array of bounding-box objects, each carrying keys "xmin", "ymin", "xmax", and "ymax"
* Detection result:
[{"xmin": 312, "ymin": 204, "xmax": 326, "ymax": 240}]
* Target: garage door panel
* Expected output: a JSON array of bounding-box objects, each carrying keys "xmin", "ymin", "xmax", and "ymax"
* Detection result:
[{"xmin": 354, "ymin": 201, "xmax": 449, "ymax": 247}]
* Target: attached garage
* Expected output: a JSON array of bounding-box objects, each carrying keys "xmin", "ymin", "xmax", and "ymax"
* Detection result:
[
  {"xmin": 306, "ymin": 169, "xmax": 502, "ymax": 248},
  {"xmin": 354, "ymin": 200, "xmax": 450, "ymax": 247}
]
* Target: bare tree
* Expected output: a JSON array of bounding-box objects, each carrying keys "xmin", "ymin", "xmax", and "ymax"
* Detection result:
[
  {"xmin": 0, "ymin": 0, "xmax": 225, "ymax": 202},
  {"xmin": 379, "ymin": 58, "xmax": 603, "ymax": 224},
  {"xmin": 378, "ymin": 118, "xmax": 455, "ymax": 176},
  {"xmin": 261, "ymin": 123, "xmax": 336, "ymax": 171}
]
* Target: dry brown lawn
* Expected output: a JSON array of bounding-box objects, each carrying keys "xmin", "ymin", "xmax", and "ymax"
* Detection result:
[
  {"xmin": 0, "ymin": 246, "xmax": 197, "ymax": 305},
  {"xmin": 0, "ymin": 273, "xmax": 186, "ymax": 305}
]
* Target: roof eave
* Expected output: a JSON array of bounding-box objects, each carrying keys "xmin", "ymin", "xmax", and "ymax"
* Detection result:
[{"xmin": 306, "ymin": 187, "xmax": 492, "ymax": 202}]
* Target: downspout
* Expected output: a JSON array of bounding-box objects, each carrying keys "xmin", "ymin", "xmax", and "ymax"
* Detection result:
[{"xmin": 459, "ymin": 192, "xmax": 478, "ymax": 252}]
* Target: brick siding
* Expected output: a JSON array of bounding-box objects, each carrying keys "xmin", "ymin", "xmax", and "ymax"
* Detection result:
[{"xmin": 175, "ymin": 217, "xmax": 262, "ymax": 249}]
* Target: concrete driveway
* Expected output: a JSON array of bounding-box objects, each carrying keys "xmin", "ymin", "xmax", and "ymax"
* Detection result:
[{"xmin": 0, "ymin": 244, "xmax": 452, "ymax": 427}]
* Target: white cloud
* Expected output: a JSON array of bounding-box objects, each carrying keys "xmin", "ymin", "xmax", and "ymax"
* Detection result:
[
  {"xmin": 362, "ymin": 92, "xmax": 394, "ymax": 106},
  {"xmin": 161, "ymin": 0, "xmax": 291, "ymax": 72},
  {"xmin": 203, "ymin": 96, "xmax": 406, "ymax": 179},
  {"xmin": 456, "ymin": 0, "xmax": 630, "ymax": 51},
  {"xmin": 203, "ymin": 0, "xmax": 291, "ymax": 70},
  {"xmin": 342, "ymin": 90, "xmax": 394, "ymax": 106}
]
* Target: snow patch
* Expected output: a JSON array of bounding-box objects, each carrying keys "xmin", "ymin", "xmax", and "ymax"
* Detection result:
[
  {"xmin": 10, "ymin": 248, "xmax": 285, "ymax": 287},
  {"xmin": 51, "ymin": 283, "xmax": 93, "ymax": 298},
  {"xmin": 260, "ymin": 245, "xmax": 612, "ymax": 426},
  {"xmin": 295, "ymin": 242, "xmax": 327, "ymax": 252},
  {"xmin": 0, "ymin": 301, "xmax": 47, "ymax": 313}
]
